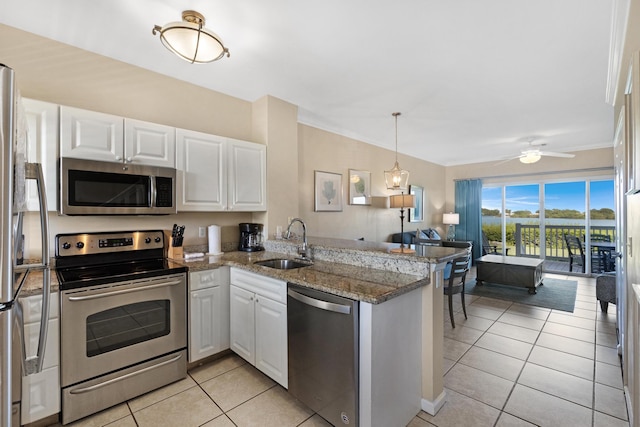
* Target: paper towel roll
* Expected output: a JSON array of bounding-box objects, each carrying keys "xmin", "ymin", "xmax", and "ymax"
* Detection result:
[{"xmin": 207, "ymin": 225, "xmax": 223, "ymax": 255}]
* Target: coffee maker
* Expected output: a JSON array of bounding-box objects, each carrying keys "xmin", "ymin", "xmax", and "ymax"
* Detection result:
[{"xmin": 238, "ymin": 223, "xmax": 264, "ymax": 252}]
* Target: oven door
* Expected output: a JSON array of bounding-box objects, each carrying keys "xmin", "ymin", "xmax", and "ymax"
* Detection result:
[{"xmin": 60, "ymin": 273, "xmax": 186, "ymax": 387}]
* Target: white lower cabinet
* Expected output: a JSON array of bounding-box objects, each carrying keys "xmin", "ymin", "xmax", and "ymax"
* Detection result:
[
  {"xmin": 188, "ymin": 267, "xmax": 230, "ymax": 363},
  {"xmin": 20, "ymin": 292, "xmax": 60, "ymax": 425},
  {"xmin": 229, "ymin": 268, "xmax": 287, "ymax": 388}
]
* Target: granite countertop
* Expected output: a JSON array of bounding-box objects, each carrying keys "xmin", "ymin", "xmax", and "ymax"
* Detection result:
[
  {"xmin": 18, "ymin": 237, "xmax": 465, "ymax": 304},
  {"xmin": 172, "ymin": 251, "xmax": 426, "ymax": 304},
  {"xmin": 175, "ymin": 237, "xmax": 464, "ymax": 304},
  {"xmin": 20, "ymin": 262, "xmax": 60, "ymax": 297}
]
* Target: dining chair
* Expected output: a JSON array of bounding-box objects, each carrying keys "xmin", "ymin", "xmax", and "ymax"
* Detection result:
[{"xmin": 444, "ymin": 252, "xmax": 472, "ymax": 328}]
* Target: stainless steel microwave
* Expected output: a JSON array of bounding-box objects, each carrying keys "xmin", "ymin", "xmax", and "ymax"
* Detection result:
[{"xmin": 59, "ymin": 157, "xmax": 177, "ymax": 215}]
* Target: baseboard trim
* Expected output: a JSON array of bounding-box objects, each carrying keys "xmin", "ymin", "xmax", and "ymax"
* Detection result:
[{"xmin": 421, "ymin": 390, "xmax": 447, "ymax": 416}]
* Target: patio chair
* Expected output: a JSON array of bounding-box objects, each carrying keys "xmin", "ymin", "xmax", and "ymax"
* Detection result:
[
  {"xmin": 564, "ymin": 234, "xmax": 585, "ymax": 273},
  {"xmin": 596, "ymin": 273, "xmax": 616, "ymax": 313},
  {"xmin": 482, "ymin": 232, "xmax": 509, "ymax": 256},
  {"xmin": 590, "ymin": 234, "xmax": 613, "ymax": 273}
]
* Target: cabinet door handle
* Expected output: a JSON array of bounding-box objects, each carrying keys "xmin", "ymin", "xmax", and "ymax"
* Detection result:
[
  {"xmin": 288, "ymin": 288, "xmax": 352, "ymax": 314},
  {"xmin": 69, "ymin": 353, "xmax": 183, "ymax": 394}
]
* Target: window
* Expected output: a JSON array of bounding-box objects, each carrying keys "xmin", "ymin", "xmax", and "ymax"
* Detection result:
[{"xmin": 482, "ymin": 178, "xmax": 615, "ymax": 274}]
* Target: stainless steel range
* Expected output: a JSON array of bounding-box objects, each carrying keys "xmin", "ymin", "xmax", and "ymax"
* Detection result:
[{"xmin": 55, "ymin": 230, "xmax": 188, "ymax": 425}]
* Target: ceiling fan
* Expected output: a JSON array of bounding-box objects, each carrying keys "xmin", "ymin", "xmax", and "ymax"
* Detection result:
[{"xmin": 501, "ymin": 140, "xmax": 576, "ymax": 164}]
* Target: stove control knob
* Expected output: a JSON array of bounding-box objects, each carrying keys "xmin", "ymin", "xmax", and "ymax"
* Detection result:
[
  {"xmin": 154, "ymin": 237, "xmax": 162, "ymax": 243},
  {"xmin": 145, "ymin": 237, "xmax": 152, "ymax": 244},
  {"xmin": 76, "ymin": 242, "xmax": 85, "ymax": 249},
  {"xmin": 62, "ymin": 242, "xmax": 71, "ymax": 250}
]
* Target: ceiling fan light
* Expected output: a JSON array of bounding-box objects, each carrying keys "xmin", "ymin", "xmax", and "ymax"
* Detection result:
[
  {"xmin": 520, "ymin": 151, "xmax": 541, "ymax": 164},
  {"xmin": 153, "ymin": 10, "xmax": 230, "ymax": 64}
]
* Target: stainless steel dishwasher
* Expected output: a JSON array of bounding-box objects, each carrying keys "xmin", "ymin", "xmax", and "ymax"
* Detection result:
[{"xmin": 287, "ymin": 284, "xmax": 359, "ymax": 426}]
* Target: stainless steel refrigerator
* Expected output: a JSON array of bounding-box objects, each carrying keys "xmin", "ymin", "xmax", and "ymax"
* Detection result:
[{"xmin": 0, "ymin": 64, "xmax": 51, "ymax": 427}]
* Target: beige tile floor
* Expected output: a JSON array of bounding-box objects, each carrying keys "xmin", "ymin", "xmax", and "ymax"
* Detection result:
[{"xmin": 55, "ymin": 273, "xmax": 628, "ymax": 427}]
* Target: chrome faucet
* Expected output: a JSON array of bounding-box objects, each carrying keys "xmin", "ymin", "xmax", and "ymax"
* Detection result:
[{"xmin": 286, "ymin": 218, "xmax": 310, "ymax": 260}]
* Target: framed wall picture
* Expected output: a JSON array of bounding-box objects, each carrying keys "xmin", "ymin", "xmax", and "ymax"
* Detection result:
[
  {"xmin": 408, "ymin": 184, "xmax": 424, "ymax": 222},
  {"xmin": 314, "ymin": 170, "xmax": 343, "ymax": 211},
  {"xmin": 348, "ymin": 169, "xmax": 371, "ymax": 205}
]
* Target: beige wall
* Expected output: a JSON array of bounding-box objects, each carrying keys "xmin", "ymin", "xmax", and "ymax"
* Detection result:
[
  {"xmin": 297, "ymin": 125, "xmax": 446, "ymax": 242},
  {"xmin": 252, "ymin": 96, "xmax": 300, "ymax": 239}
]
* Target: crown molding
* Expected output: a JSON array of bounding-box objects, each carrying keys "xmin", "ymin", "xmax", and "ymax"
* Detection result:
[{"xmin": 606, "ymin": 0, "xmax": 631, "ymax": 106}]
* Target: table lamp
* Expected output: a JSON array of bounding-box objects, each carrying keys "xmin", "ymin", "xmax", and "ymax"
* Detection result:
[
  {"xmin": 443, "ymin": 212, "xmax": 459, "ymax": 241},
  {"xmin": 390, "ymin": 193, "xmax": 416, "ymax": 254}
]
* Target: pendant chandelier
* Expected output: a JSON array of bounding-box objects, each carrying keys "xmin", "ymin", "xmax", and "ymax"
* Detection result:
[
  {"xmin": 384, "ymin": 112, "xmax": 410, "ymax": 191},
  {"xmin": 153, "ymin": 10, "xmax": 230, "ymax": 64}
]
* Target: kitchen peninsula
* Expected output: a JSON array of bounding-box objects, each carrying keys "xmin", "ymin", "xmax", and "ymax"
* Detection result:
[
  {"xmin": 183, "ymin": 236, "xmax": 461, "ymax": 426},
  {"xmin": 20, "ymin": 237, "xmax": 461, "ymax": 427}
]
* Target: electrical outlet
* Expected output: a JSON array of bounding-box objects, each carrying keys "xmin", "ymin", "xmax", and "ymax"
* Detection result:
[{"xmin": 198, "ymin": 226, "xmax": 206, "ymax": 238}]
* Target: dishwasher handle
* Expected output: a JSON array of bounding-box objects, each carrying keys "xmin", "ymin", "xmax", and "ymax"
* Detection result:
[{"xmin": 287, "ymin": 288, "xmax": 351, "ymax": 315}]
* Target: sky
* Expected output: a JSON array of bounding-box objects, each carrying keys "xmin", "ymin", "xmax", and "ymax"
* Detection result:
[{"xmin": 482, "ymin": 180, "xmax": 615, "ymax": 213}]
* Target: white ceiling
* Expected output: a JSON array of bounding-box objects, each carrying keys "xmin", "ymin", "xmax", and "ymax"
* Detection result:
[{"xmin": 0, "ymin": 0, "xmax": 617, "ymax": 166}]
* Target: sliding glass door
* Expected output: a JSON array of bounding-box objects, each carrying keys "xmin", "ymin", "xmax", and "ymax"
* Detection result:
[
  {"xmin": 506, "ymin": 184, "xmax": 540, "ymax": 257},
  {"xmin": 482, "ymin": 178, "xmax": 615, "ymax": 275},
  {"xmin": 544, "ymin": 182, "xmax": 586, "ymax": 273}
]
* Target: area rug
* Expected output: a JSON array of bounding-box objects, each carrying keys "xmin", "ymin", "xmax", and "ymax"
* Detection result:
[{"xmin": 465, "ymin": 278, "xmax": 578, "ymax": 312}]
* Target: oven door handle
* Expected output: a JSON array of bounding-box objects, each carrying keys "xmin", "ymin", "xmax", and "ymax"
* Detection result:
[
  {"xmin": 67, "ymin": 279, "xmax": 183, "ymax": 301},
  {"xmin": 68, "ymin": 352, "xmax": 184, "ymax": 394}
]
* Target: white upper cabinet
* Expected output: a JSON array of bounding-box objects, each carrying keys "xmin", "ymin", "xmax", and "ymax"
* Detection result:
[
  {"xmin": 227, "ymin": 138, "xmax": 267, "ymax": 212},
  {"xmin": 176, "ymin": 131, "xmax": 266, "ymax": 212},
  {"xmin": 60, "ymin": 106, "xmax": 124, "ymax": 162},
  {"xmin": 22, "ymin": 99, "xmax": 58, "ymax": 211},
  {"xmin": 124, "ymin": 119, "xmax": 175, "ymax": 168},
  {"xmin": 60, "ymin": 106, "xmax": 176, "ymax": 168},
  {"xmin": 176, "ymin": 129, "xmax": 226, "ymax": 211}
]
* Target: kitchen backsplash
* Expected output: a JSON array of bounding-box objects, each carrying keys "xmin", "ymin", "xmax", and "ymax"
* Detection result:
[{"xmin": 21, "ymin": 210, "xmax": 255, "ymax": 258}]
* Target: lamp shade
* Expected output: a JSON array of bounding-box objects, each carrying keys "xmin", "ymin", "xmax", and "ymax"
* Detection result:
[
  {"xmin": 442, "ymin": 212, "xmax": 459, "ymax": 225},
  {"xmin": 390, "ymin": 194, "xmax": 415, "ymax": 209},
  {"xmin": 153, "ymin": 10, "xmax": 230, "ymax": 63}
]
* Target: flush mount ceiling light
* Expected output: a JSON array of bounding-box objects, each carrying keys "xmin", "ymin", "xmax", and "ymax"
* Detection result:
[
  {"xmin": 384, "ymin": 112, "xmax": 410, "ymax": 191},
  {"xmin": 153, "ymin": 10, "xmax": 230, "ymax": 64}
]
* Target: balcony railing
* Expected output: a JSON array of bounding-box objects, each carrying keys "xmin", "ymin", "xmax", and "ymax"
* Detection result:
[{"xmin": 512, "ymin": 224, "xmax": 615, "ymax": 259}]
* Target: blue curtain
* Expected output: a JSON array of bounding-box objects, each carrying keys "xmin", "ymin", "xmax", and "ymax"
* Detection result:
[{"xmin": 454, "ymin": 179, "xmax": 483, "ymax": 262}]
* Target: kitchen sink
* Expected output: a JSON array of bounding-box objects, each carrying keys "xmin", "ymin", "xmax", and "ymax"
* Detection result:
[{"xmin": 254, "ymin": 259, "xmax": 312, "ymax": 270}]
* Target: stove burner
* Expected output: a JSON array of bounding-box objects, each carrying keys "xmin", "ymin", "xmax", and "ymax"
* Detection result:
[
  {"xmin": 56, "ymin": 259, "xmax": 187, "ymax": 290},
  {"xmin": 55, "ymin": 230, "xmax": 187, "ymax": 290}
]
